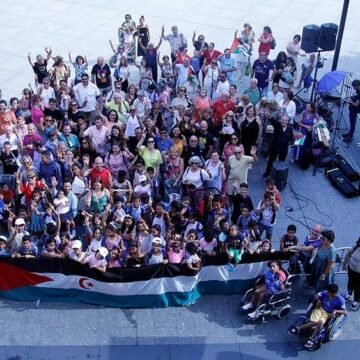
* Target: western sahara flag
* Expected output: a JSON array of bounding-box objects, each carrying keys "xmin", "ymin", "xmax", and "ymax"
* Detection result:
[{"xmin": 0, "ymin": 252, "xmax": 290, "ymax": 308}]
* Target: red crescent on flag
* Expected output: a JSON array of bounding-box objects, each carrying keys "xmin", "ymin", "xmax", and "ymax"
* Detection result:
[{"xmin": 79, "ymin": 277, "xmax": 93, "ymax": 289}]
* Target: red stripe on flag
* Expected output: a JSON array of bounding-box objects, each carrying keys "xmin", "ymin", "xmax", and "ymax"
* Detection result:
[{"xmin": 0, "ymin": 262, "xmax": 53, "ymax": 290}]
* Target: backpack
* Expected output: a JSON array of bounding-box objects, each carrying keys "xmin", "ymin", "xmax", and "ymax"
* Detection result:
[{"xmin": 271, "ymin": 37, "xmax": 276, "ymax": 50}]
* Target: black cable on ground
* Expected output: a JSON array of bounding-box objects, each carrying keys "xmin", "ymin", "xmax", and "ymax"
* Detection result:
[{"xmin": 284, "ymin": 180, "xmax": 334, "ymax": 231}]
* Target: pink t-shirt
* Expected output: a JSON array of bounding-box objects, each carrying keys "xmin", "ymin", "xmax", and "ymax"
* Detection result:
[
  {"xmin": 31, "ymin": 106, "xmax": 44, "ymax": 125},
  {"xmin": 168, "ymin": 248, "xmax": 184, "ymax": 264},
  {"xmin": 86, "ymin": 253, "xmax": 107, "ymax": 268},
  {"xmin": 199, "ymin": 238, "xmax": 217, "ymax": 252}
]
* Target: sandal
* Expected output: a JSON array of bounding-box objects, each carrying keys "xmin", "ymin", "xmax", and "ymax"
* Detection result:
[
  {"xmin": 304, "ymin": 339, "xmax": 314, "ymax": 348},
  {"xmin": 288, "ymin": 326, "xmax": 298, "ymax": 336},
  {"xmin": 350, "ymin": 301, "xmax": 359, "ymax": 310}
]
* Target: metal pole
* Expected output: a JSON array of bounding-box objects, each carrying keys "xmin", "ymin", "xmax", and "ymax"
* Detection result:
[{"xmin": 332, "ymin": 0, "xmax": 350, "ymax": 71}]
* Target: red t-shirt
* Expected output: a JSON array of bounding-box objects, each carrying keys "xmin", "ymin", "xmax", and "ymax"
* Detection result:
[
  {"xmin": 212, "ymin": 99, "xmax": 236, "ymax": 127},
  {"xmin": 89, "ymin": 168, "xmax": 112, "ymax": 189},
  {"xmin": 258, "ymin": 34, "xmax": 272, "ymax": 55},
  {"xmin": 203, "ymin": 49, "xmax": 222, "ymax": 66},
  {"xmin": 21, "ymin": 181, "xmax": 45, "ymax": 206}
]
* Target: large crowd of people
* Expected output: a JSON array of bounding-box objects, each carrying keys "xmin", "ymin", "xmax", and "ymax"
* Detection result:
[{"xmin": 0, "ymin": 15, "xmax": 358, "ymax": 310}]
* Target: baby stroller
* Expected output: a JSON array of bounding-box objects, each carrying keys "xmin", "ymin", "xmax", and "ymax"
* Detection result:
[
  {"xmin": 287, "ymin": 301, "xmax": 347, "ymax": 351},
  {"xmin": 240, "ymin": 273, "xmax": 295, "ymax": 321}
]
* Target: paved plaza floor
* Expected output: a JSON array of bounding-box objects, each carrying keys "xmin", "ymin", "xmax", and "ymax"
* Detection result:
[{"xmin": 0, "ymin": 1, "xmax": 360, "ymax": 359}]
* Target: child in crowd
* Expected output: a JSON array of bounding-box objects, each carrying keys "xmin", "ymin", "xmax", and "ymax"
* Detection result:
[
  {"xmin": 199, "ymin": 229, "xmax": 218, "ymax": 256},
  {"xmin": 82, "ymin": 246, "xmax": 108, "ymax": 272},
  {"xmin": 185, "ymin": 242, "xmax": 201, "ymax": 272},
  {"xmin": 280, "ymin": 224, "xmax": 300, "ymax": 274}
]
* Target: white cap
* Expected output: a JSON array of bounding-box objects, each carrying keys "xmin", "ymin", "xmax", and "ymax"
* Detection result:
[
  {"xmin": 15, "ymin": 218, "xmax": 26, "ymax": 226},
  {"xmin": 98, "ymin": 247, "xmax": 109, "ymax": 258},
  {"xmin": 139, "ymin": 175, "xmax": 147, "ymax": 182},
  {"xmin": 152, "ymin": 237, "xmax": 162, "ymax": 245},
  {"xmin": 0, "ymin": 235, "xmax": 7, "ymax": 243},
  {"xmin": 72, "ymin": 240, "xmax": 82, "ymax": 249}
]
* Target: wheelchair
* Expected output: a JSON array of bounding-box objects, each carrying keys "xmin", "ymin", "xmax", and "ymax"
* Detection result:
[
  {"xmin": 240, "ymin": 274, "xmax": 295, "ymax": 321},
  {"xmin": 288, "ymin": 301, "xmax": 347, "ymax": 351}
]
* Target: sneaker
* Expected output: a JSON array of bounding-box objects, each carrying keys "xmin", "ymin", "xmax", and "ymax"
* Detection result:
[
  {"xmin": 227, "ymin": 263, "xmax": 235, "ymax": 272},
  {"xmin": 242, "ymin": 302, "xmax": 253, "ymax": 311},
  {"xmin": 350, "ymin": 301, "xmax": 359, "ymax": 310},
  {"xmin": 304, "ymin": 338, "xmax": 315, "ymax": 348},
  {"xmin": 344, "ymin": 293, "xmax": 351, "ymax": 302},
  {"xmin": 247, "ymin": 310, "xmax": 258, "ymax": 319},
  {"xmin": 288, "ymin": 326, "xmax": 298, "ymax": 336}
]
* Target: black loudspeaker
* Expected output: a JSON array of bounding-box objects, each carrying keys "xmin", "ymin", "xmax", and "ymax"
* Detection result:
[
  {"xmin": 319, "ymin": 23, "xmax": 338, "ymax": 51},
  {"xmin": 335, "ymin": 154, "xmax": 360, "ymax": 181},
  {"xmin": 326, "ymin": 168, "xmax": 359, "ymax": 198},
  {"xmin": 301, "ymin": 25, "xmax": 320, "ymax": 53},
  {"xmin": 271, "ymin": 161, "xmax": 289, "ymax": 191}
]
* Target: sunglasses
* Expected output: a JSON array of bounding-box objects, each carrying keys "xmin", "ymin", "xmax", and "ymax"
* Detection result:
[
  {"xmin": 179, "ymin": 89, "xmax": 186, "ymax": 92},
  {"xmin": 234, "ymin": 152, "xmax": 242, "ymax": 155},
  {"xmin": 191, "ymin": 162, "xmax": 199, "ymax": 165},
  {"xmin": 147, "ymin": 140, "xmax": 154, "ymax": 144},
  {"xmin": 115, "ymin": 87, "xmax": 121, "ymax": 90},
  {"xmin": 130, "ymin": 109, "xmax": 136, "ymax": 112}
]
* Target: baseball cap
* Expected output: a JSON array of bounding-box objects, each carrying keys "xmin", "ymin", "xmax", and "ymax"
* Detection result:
[
  {"xmin": 72, "ymin": 240, "xmax": 82, "ymax": 249},
  {"xmin": 98, "ymin": 247, "xmax": 109, "ymax": 258},
  {"xmin": 139, "ymin": 175, "xmax": 147, "ymax": 182},
  {"xmin": 15, "ymin": 218, "xmax": 26, "ymax": 226}
]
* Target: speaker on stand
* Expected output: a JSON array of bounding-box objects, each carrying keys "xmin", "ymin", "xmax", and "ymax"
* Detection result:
[
  {"xmin": 301, "ymin": 25, "xmax": 320, "ymax": 53},
  {"xmin": 319, "ymin": 23, "xmax": 338, "ymax": 51},
  {"xmin": 271, "ymin": 161, "xmax": 289, "ymax": 191}
]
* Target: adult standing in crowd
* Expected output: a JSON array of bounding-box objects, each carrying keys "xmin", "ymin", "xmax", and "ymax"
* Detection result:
[
  {"xmin": 252, "ymin": 52, "xmax": 274, "ymax": 97},
  {"xmin": 263, "ymin": 113, "xmax": 294, "ymax": 178},
  {"xmin": 343, "ymin": 79, "xmax": 360, "ymax": 143},
  {"xmin": 91, "ymin": 56, "xmax": 112, "ymax": 97},
  {"xmin": 343, "ymin": 237, "xmax": 360, "ymax": 310},
  {"xmin": 163, "ymin": 25, "xmax": 188, "ymax": 63},
  {"xmin": 74, "ymin": 73, "xmax": 101, "ymax": 125}
]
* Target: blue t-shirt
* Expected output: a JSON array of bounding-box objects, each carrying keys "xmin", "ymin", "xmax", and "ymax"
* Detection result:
[
  {"xmin": 252, "ymin": 59, "xmax": 274, "ymax": 89},
  {"xmin": 219, "ymin": 56, "xmax": 235, "ymax": 81},
  {"xmin": 155, "ymin": 136, "xmax": 173, "ymax": 153},
  {"xmin": 318, "ymin": 291, "xmax": 345, "ymax": 313}
]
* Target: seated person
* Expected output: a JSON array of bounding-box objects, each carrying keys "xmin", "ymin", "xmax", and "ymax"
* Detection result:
[
  {"xmin": 289, "ymin": 283, "xmax": 347, "ymax": 349},
  {"xmin": 242, "ymin": 260, "xmax": 287, "ymax": 318}
]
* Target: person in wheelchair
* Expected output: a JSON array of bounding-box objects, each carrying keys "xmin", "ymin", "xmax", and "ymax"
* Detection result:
[
  {"xmin": 242, "ymin": 260, "xmax": 287, "ymax": 318},
  {"xmin": 288, "ymin": 283, "xmax": 347, "ymax": 349}
]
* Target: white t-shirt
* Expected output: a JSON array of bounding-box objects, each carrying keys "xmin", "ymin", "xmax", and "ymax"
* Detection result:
[
  {"xmin": 182, "ymin": 168, "xmax": 210, "ymax": 188},
  {"xmin": 74, "ymin": 82, "xmax": 101, "ymax": 112}
]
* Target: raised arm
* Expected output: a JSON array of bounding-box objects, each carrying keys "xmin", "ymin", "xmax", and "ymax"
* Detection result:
[
  {"xmin": 155, "ymin": 26, "xmax": 165, "ymax": 50},
  {"xmin": 27, "ymin": 52, "xmax": 33, "ymax": 67},
  {"xmin": 44, "ymin": 47, "xmax": 52, "ymax": 61},
  {"xmin": 109, "ymin": 39, "xmax": 116, "ymax": 54}
]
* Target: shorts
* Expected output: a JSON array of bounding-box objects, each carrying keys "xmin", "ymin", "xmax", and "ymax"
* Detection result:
[
  {"xmin": 310, "ymin": 307, "xmax": 329, "ymax": 324},
  {"xmin": 228, "ymin": 248, "xmax": 243, "ymax": 263}
]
